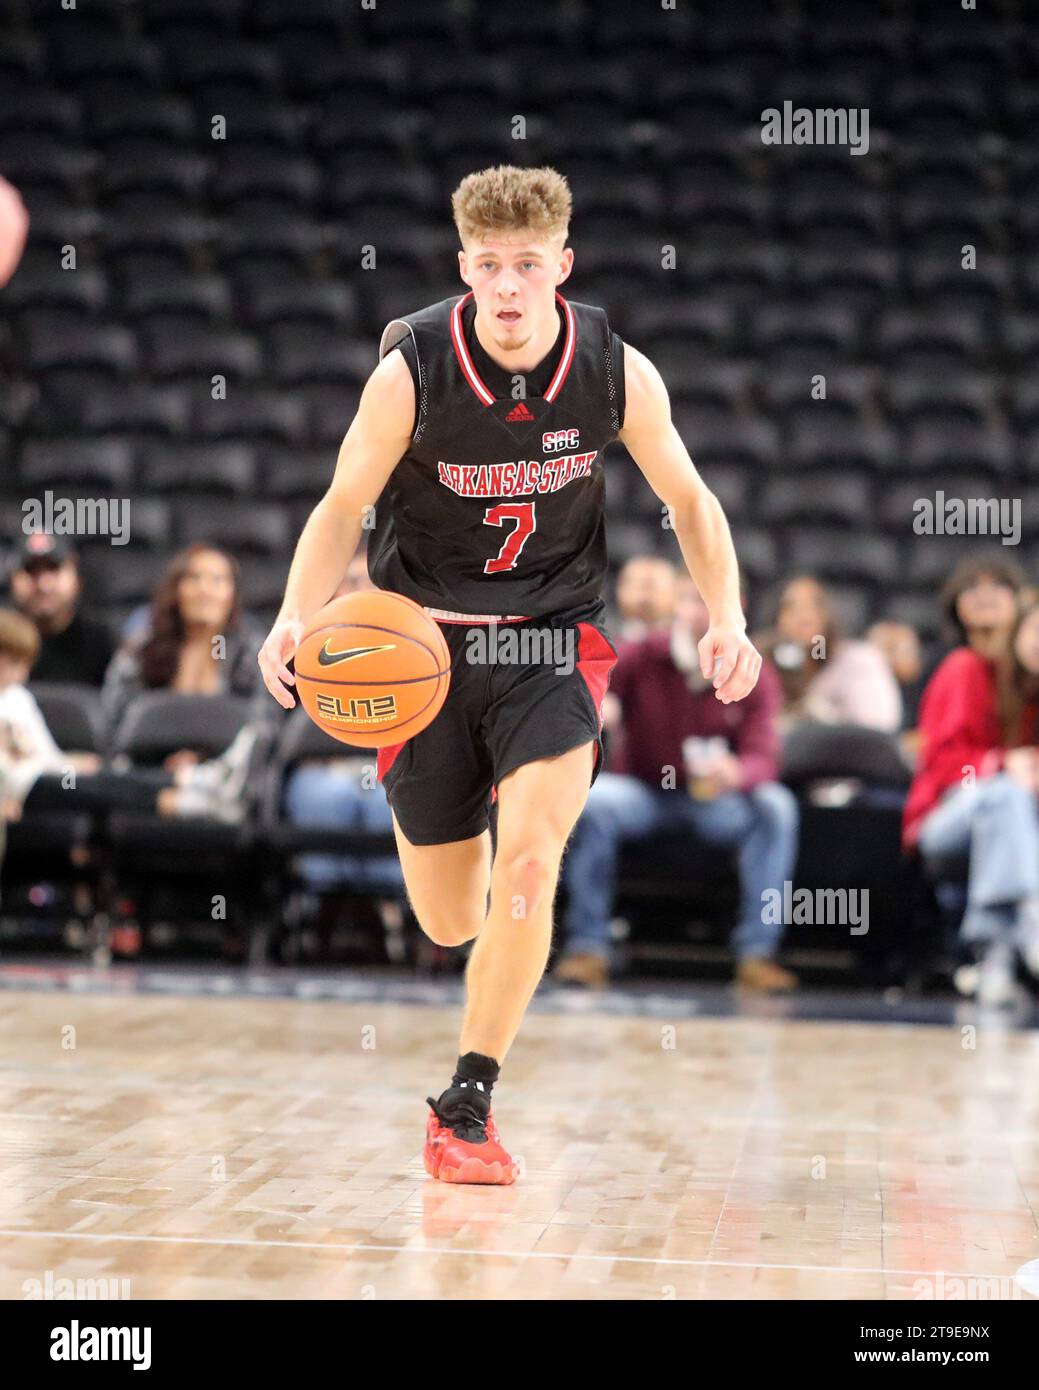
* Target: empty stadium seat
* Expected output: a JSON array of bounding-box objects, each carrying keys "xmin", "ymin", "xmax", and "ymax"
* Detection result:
[
  {"xmin": 174, "ymin": 497, "xmax": 292, "ymax": 554},
  {"xmin": 119, "ymin": 268, "xmax": 232, "ymax": 321},
  {"xmin": 904, "ymin": 421, "xmax": 1015, "ymax": 476},
  {"xmin": 192, "ymin": 384, "xmax": 309, "ymax": 443},
  {"xmin": 77, "ymin": 382, "xmax": 194, "ymax": 436},
  {"xmin": 266, "ymin": 325, "xmax": 371, "ymax": 385},
  {"xmin": 86, "ymin": 84, "xmax": 197, "ymax": 143},
  {"xmin": 876, "ymin": 308, "xmax": 989, "ymax": 366},
  {"xmin": 759, "ymin": 473, "xmax": 872, "ymax": 527},
  {"xmin": 142, "ymin": 323, "xmax": 262, "ymax": 379},
  {"xmin": 141, "ymin": 442, "xmax": 258, "ymax": 495},
  {"xmin": 18, "ymin": 437, "xmax": 135, "ymax": 491},
  {"xmin": 19, "ymin": 314, "xmax": 138, "ymax": 375},
  {"xmin": 5, "ymin": 257, "xmax": 109, "ymax": 313},
  {"xmin": 782, "ymin": 723, "xmax": 910, "ymax": 790},
  {"xmin": 81, "ymin": 547, "xmax": 171, "ymax": 609},
  {"xmin": 885, "ymin": 371, "xmax": 1000, "ymax": 425},
  {"xmin": 260, "ymin": 446, "xmax": 334, "ymax": 500},
  {"xmin": 787, "ymin": 417, "xmax": 896, "ymax": 472},
  {"xmin": 237, "ymin": 273, "xmax": 357, "ymax": 331},
  {"xmin": 790, "ymin": 529, "xmax": 900, "ymax": 584},
  {"xmin": 28, "ymin": 682, "xmax": 104, "ymax": 753}
]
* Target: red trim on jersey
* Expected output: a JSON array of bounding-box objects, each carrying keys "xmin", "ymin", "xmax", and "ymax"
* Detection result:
[
  {"xmin": 450, "ymin": 291, "xmax": 577, "ymax": 407},
  {"xmin": 450, "ymin": 292, "xmax": 495, "ymax": 406},
  {"xmin": 544, "ymin": 294, "xmax": 576, "ymax": 403}
]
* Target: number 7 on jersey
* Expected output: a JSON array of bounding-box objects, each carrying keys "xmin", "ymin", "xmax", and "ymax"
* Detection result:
[{"xmin": 483, "ymin": 501, "xmax": 537, "ymax": 575}]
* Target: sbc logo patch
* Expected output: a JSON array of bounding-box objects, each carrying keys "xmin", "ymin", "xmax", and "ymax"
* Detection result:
[{"xmin": 542, "ymin": 428, "xmax": 579, "ymax": 453}]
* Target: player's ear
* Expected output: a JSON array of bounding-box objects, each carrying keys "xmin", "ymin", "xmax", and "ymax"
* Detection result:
[
  {"xmin": 457, "ymin": 248, "xmax": 472, "ymax": 287},
  {"xmin": 556, "ymin": 246, "xmax": 574, "ymax": 285}
]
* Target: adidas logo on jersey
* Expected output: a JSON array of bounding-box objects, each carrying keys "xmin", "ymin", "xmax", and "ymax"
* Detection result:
[{"xmin": 504, "ymin": 400, "xmax": 534, "ymax": 423}]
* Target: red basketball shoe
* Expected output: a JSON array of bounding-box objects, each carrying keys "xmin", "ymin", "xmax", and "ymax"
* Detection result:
[{"xmin": 423, "ymin": 1085, "xmax": 518, "ymax": 1185}]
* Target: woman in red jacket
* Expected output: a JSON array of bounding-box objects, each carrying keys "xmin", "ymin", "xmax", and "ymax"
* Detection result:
[{"xmin": 906, "ymin": 600, "xmax": 1039, "ymax": 1005}]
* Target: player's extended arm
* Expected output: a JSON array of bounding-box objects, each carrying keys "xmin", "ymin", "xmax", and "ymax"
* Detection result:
[
  {"xmin": 617, "ymin": 343, "xmax": 761, "ymax": 704},
  {"xmin": 258, "ymin": 350, "xmax": 415, "ymax": 708}
]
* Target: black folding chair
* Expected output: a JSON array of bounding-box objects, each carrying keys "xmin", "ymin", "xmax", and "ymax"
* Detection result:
[
  {"xmin": 257, "ymin": 707, "xmax": 404, "ymax": 966},
  {"xmin": 103, "ymin": 692, "xmax": 270, "ymax": 962},
  {"xmin": 0, "ymin": 682, "xmax": 106, "ymax": 955}
]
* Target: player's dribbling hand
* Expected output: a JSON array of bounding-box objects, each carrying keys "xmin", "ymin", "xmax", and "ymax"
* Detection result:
[
  {"xmin": 698, "ymin": 625, "xmax": 762, "ymax": 704},
  {"xmin": 258, "ymin": 617, "xmax": 304, "ymax": 710}
]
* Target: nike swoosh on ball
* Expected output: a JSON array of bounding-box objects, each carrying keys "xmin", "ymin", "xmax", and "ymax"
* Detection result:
[{"xmin": 316, "ymin": 642, "xmax": 396, "ymax": 667}]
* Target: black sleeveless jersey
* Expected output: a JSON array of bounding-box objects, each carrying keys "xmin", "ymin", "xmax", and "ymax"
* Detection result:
[{"xmin": 367, "ymin": 291, "xmax": 625, "ymax": 618}]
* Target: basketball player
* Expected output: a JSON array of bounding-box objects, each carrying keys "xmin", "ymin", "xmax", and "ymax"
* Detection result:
[{"xmin": 259, "ymin": 167, "xmax": 761, "ymax": 1184}]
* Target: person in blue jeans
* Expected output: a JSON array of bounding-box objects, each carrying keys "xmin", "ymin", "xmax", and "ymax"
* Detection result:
[
  {"xmin": 284, "ymin": 757, "xmax": 403, "ymax": 896},
  {"xmin": 906, "ymin": 596, "xmax": 1039, "ymax": 1007},
  {"xmin": 559, "ymin": 575, "xmax": 799, "ymax": 991}
]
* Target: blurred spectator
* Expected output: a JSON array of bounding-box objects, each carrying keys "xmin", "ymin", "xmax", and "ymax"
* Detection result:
[
  {"xmin": 938, "ymin": 554, "xmax": 1027, "ymax": 663},
  {"xmin": 0, "ymin": 607, "xmax": 255, "ymax": 827},
  {"xmin": 283, "ymin": 552, "xmax": 402, "ymax": 909},
  {"xmin": 0, "ymin": 175, "xmax": 28, "ymax": 287},
  {"xmin": 905, "ymin": 599, "xmax": 1039, "ymax": 1006},
  {"xmin": 614, "ymin": 556, "xmax": 676, "ymax": 641},
  {"xmin": 8, "ymin": 535, "xmax": 114, "ymax": 686},
  {"xmin": 757, "ymin": 576, "xmax": 901, "ymax": 733},
  {"xmin": 101, "ymin": 543, "xmax": 270, "ymax": 746},
  {"xmin": 867, "ymin": 620, "xmax": 925, "ymax": 731},
  {"xmin": 558, "ymin": 576, "xmax": 799, "ymax": 992}
]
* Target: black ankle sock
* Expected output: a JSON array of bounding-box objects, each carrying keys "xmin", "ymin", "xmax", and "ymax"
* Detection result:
[{"xmin": 451, "ymin": 1051, "xmax": 500, "ymax": 1098}]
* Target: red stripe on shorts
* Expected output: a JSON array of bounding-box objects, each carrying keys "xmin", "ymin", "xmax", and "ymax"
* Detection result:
[
  {"xmin": 577, "ymin": 623, "xmax": 618, "ymax": 776},
  {"xmin": 376, "ymin": 741, "xmax": 407, "ymax": 782},
  {"xmin": 576, "ymin": 623, "xmax": 618, "ymax": 728}
]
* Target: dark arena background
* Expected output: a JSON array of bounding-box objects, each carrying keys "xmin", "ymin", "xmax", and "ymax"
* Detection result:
[{"xmin": 1, "ymin": 0, "xmax": 1039, "ymax": 1332}]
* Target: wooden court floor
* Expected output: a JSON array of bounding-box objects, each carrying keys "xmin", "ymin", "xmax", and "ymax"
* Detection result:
[{"xmin": 1, "ymin": 988, "xmax": 1037, "ymax": 1300}]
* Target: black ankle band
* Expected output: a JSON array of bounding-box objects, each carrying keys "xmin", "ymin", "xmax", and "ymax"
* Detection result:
[{"xmin": 452, "ymin": 1051, "xmax": 500, "ymax": 1090}]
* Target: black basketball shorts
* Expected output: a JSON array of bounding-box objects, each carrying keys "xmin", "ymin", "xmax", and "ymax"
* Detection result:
[{"xmin": 376, "ymin": 599, "xmax": 619, "ymax": 846}]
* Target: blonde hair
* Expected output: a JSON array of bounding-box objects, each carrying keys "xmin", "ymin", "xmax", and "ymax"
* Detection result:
[
  {"xmin": 451, "ymin": 165, "xmax": 572, "ymax": 246},
  {"xmin": 0, "ymin": 607, "xmax": 40, "ymax": 665}
]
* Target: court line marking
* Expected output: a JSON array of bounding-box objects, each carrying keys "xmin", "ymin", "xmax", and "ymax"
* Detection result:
[{"xmin": 0, "ymin": 1227, "xmax": 1030, "ymax": 1282}]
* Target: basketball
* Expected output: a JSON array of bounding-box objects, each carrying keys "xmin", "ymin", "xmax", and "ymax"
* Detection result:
[{"xmin": 293, "ymin": 590, "xmax": 451, "ymax": 748}]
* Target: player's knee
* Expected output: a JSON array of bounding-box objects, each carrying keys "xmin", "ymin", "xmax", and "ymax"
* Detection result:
[
  {"xmin": 494, "ymin": 847, "xmax": 558, "ymax": 920},
  {"xmin": 416, "ymin": 911, "xmax": 483, "ymax": 948}
]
